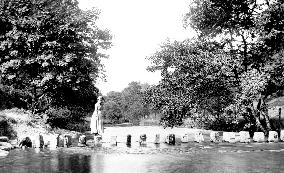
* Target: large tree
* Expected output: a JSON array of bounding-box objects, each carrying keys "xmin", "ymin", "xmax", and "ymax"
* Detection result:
[
  {"xmin": 146, "ymin": 0, "xmax": 284, "ymax": 134},
  {"xmin": 146, "ymin": 39, "xmax": 236, "ymax": 128},
  {"xmin": 0, "ymin": 0, "xmax": 112, "ymax": 113}
]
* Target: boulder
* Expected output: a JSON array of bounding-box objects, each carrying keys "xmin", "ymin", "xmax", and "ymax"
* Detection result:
[
  {"xmin": 210, "ymin": 132, "xmax": 221, "ymax": 143},
  {"xmin": 194, "ymin": 132, "xmax": 204, "ymax": 143},
  {"xmin": 253, "ymin": 132, "xmax": 265, "ymax": 142},
  {"xmin": 239, "ymin": 131, "xmax": 250, "ymax": 143},
  {"xmin": 268, "ymin": 131, "xmax": 278, "ymax": 142}
]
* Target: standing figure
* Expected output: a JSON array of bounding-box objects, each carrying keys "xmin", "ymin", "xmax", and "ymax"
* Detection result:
[{"xmin": 90, "ymin": 96, "xmax": 104, "ymax": 135}]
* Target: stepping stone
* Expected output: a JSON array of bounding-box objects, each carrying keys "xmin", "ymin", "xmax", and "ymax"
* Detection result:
[
  {"xmin": 154, "ymin": 134, "xmax": 160, "ymax": 144},
  {"xmin": 222, "ymin": 132, "xmax": 237, "ymax": 143},
  {"xmin": 239, "ymin": 131, "xmax": 250, "ymax": 143},
  {"xmin": 210, "ymin": 132, "xmax": 221, "ymax": 143},
  {"xmin": 78, "ymin": 135, "xmax": 86, "ymax": 146},
  {"xmin": 268, "ymin": 131, "xmax": 278, "ymax": 142},
  {"xmin": 126, "ymin": 134, "xmax": 131, "ymax": 146},
  {"xmin": 110, "ymin": 136, "xmax": 117, "ymax": 146},
  {"xmin": 194, "ymin": 132, "xmax": 204, "ymax": 143},
  {"xmin": 281, "ymin": 130, "xmax": 284, "ymax": 141},
  {"xmin": 64, "ymin": 135, "xmax": 72, "ymax": 147},
  {"xmin": 32, "ymin": 134, "xmax": 44, "ymax": 148},
  {"xmin": 181, "ymin": 134, "xmax": 190, "ymax": 143},
  {"xmin": 165, "ymin": 134, "xmax": 175, "ymax": 145},
  {"xmin": 253, "ymin": 132, "xmax": 265, "ymax": 142},
  {"xmin": 49, "ymin": 135, "xmax": 58, "ymax": 149},
  {"xmin": 139, "ymin": 134, "xmax": 147, "ymax": 145},
  {"xmin": 57, "ymin": 135, "xmax": 64, "ymax": 147}
]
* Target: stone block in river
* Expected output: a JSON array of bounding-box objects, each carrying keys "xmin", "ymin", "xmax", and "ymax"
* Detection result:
[
  {"xmin": 49, "ymin": 135, "xmax": 57, "ymax": 149},
  {"xmin": 194, "ymin": 132, "xmax": 204, "ymax": 143},
  {"xmin": 181, "ymin": 134, "xmax": 190, "ymax": 143},
  {"xmin": 110, "ymin": 136, "xmax": 117, "ymax": 146},
  {"xmin": 253, "ymin": 132, "xmax": 265, "ymax": 142},
  {"xmin": 139, "ymin": 134, "xmax": 147, "ymax": 145},
  {"xmin": 94, "ymin": 136, "xmax": 102, "ymax": 145},
  {"xmin": 239, "ymin": 131, "xmax": 250, "ymax": 143},
  {"xmin": 166, "ymin": 134, "xmax": 175, "ymax": 145},
  {"xmin": 78, "ymin": 135, "xmax": 86, "ymax": 146},
  {"xmin": 268, "ymin": 131, "xmax": 278, "ymax": 142},
  {"xmin": 86, "ymin": 139, "xmax": 95, "ymax": 147},
  {"xmin": 222, "ymin": 132, "xmax": 237, "ymax": 143},
  {"xmin": 64, "ymin": 135, "xmax": 72, "ymax": 147},
  {"xmin": 0, "ymin": 136, "xmax": 8, "ymax": 142},
  {"xmin": 210, "ymin": 132, "xmax": 221, "ymax": 143},
  {"xmin": 57, "ymin": 135, "xmax": 64, "ymax": 147},
  {"xmin": 281, "ymin": 130, "xmax": 284, "ymax": 141},
  {"xmin": 126, "ymin": 134, "xmax": 131, "ymax": 146},
  {"xmin": 153, "ymin": 134, "xmax": 160, "ymax": 144},
  {"xmin": 19, "ymin": 137, "xmax": 32, "ymax": 148}
]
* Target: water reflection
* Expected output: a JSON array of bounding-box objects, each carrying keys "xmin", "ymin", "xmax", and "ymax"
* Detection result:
[{"xmin": 0, "ymin": 145, "xmax": 284, "ymax": 173}]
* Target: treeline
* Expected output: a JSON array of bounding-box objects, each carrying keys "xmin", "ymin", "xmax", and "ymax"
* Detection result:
[
  {"xmin": 145, "ymin": 0, "xmax": 284, "ymax": 135},
  {"xmin": 0, "ymin": 0, "xmax": 112, "ymax": 131},
  {"xmin": 102, "ymin": 81, "xmax": 157, "ymax": 125}
]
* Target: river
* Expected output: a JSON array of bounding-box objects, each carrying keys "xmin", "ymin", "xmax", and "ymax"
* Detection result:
[{"xmin": 1, "ymin": 142, "xmax": 284, "ymax": 173}]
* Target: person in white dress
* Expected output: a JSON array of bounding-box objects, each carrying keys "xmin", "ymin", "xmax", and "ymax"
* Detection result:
[{"xmin": 90, "ymin": 96, "xmax": 104, "ymax": 135}]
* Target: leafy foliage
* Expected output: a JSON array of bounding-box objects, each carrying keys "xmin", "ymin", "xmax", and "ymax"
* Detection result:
[
  {"xmin": 146, "ymin": 0, "xmax": 284, "ymax": 133},
  {"xmin": 0, "ymin": 0, "xmax": 112, "ymax": 129},
  {"xmin": 102, "ymin": 82, "xmax": 151, "ymax": 125}
]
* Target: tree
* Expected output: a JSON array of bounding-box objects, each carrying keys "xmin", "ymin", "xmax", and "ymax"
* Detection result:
[
  {"xmin": 146, "ymin": 39, "xmax": 236, "ymax": 128},
  {"xmin": 102, "ymin": 82, "xmax": 152, "ymax": 125},
  {"xmin": 0, "ymin": 0, "xmax": 112, "ymax": 115},
  {"xmin": 181, "ymin": 0, "xmax": 284, "ymax": 135},
  {"xmin": 101, "ymin": 91, "xmax": 123, "ymax": 124}
]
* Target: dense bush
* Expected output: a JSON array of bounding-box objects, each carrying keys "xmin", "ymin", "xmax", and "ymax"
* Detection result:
[{"xmin": 46, "ymin": 106, "xmax": 89, "ymax": 132}]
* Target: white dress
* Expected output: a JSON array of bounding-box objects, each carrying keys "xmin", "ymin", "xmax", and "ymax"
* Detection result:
[{"xmin": 90, "ymin": 102, "xmax": 103, "ymax": 134}]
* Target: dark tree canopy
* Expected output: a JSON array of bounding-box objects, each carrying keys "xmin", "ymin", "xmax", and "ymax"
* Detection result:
[{"xmin": 0, "ymin": 0, "xmax": 112, "ymax": 112}]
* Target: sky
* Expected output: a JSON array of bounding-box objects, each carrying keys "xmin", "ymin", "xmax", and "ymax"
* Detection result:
[{"xmin": 78, "ymin": 0, "xmax": 195, "ymax": 95}]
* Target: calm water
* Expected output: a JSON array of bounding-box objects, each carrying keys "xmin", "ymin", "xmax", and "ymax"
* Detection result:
[{"xmin": 1, "ymin": 142, "xmax": 284, "ymax": 173}]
